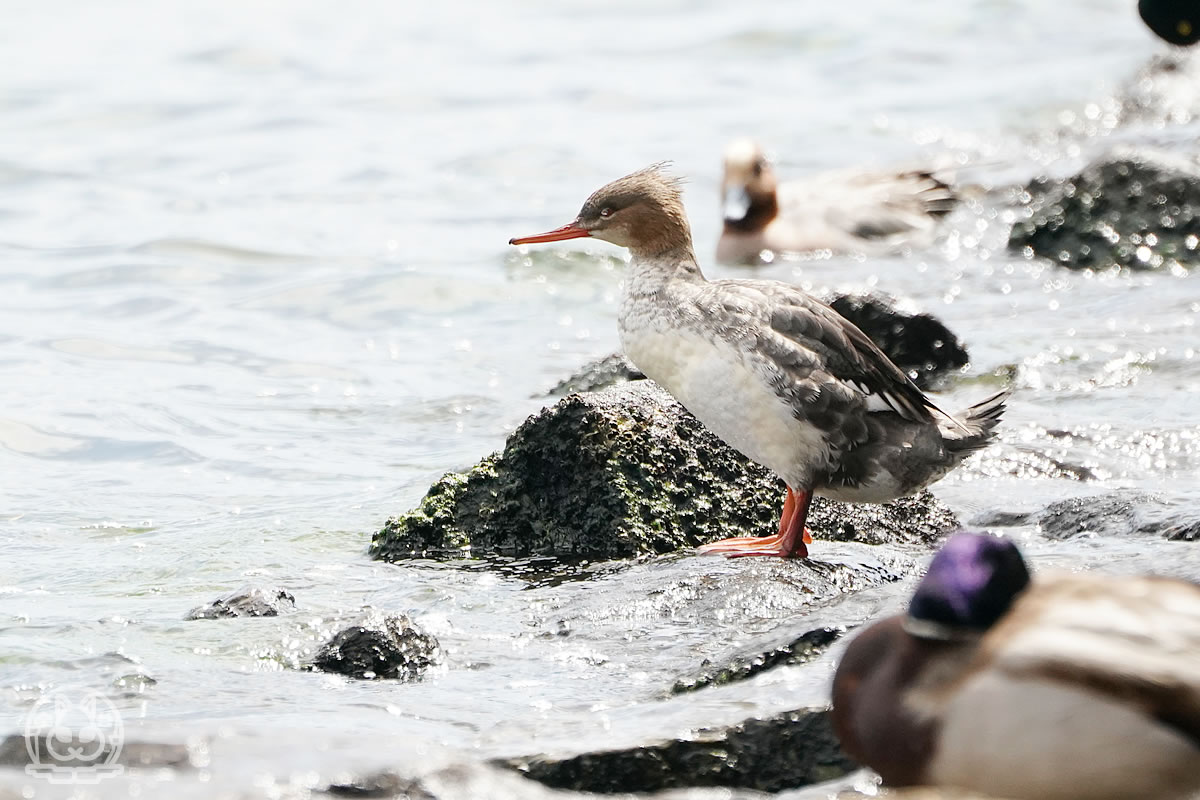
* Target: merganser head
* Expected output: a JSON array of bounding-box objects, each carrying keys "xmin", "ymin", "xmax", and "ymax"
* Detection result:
[
  {"xmin": 904, "ymin": 530, "xmax": 1031, "ymax": 640},
  {"xmin": 721, "ymin": 138, "xmax": 778, "ymax": 231},
  {"xmin": 509, "ymin": 163, "xmax": 695, "ymax": 260}
]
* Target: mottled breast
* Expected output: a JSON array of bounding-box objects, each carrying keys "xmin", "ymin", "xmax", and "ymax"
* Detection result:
[{"xmin": 618, "ymin": 315, "xmax": 832, "ymax": 486}]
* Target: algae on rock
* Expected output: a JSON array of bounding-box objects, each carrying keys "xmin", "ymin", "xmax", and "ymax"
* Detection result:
[{"xmin": 371, "ymin": 381, "xmax": 959, "ymax": 562}]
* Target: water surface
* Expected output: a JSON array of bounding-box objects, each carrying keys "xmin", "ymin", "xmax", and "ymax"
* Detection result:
[{"xmin": 2, "ymin": 1, "xmax": 1198, "ymax": 796}]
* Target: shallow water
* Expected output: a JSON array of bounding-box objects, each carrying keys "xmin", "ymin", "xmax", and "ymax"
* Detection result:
[{"xmin": 2, "ymin": 0, "xmax": 1200, "ymax": 796}]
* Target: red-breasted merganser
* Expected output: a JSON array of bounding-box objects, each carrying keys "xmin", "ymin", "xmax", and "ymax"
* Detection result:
[
  {"xmin": 717, "ymin": 138, "xmax": 957, "ymax": 264},
  {"xmin": 509, "ymin": 164, "xmax": 1006, "ymax": 558}
]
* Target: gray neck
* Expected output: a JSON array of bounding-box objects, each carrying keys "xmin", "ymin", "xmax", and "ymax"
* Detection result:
[{"xmin": 626, "ymin": 244, "xmax": 704, "ymax": 287}]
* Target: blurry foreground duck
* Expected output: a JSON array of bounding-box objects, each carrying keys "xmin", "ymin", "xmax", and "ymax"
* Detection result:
[
  {"xmin": 717, "ymin": 138, "xmax": 957, "ymax": 264},
  {"xmin": 1140, "ymin": 0, "xmax": 1200, "ymax": 45},
  {"xmin": 832, "ymin": 531, "xmax": 1200, "ymax": 800},
  {"xmin": 509, "ymin": 165, "xmax": 1006, "ymax": 559}
]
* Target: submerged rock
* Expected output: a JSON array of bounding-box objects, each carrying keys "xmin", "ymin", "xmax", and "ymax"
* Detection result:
[
  {"xmin": 324, "ymin": 762, "xmax": 998, "ymax": 800},
  {"xmin": 325, "ymin": 766, "xmax": 564, "ymax": 800},
  {"xmin": 994, "ymin": 447, "xmax": 1096, "ymax": 482},
  {"xmin": 312, "ymin": 614, "xmax": 440, "ymax": 681},
  {"xmin": 508, "ymin": 707, "xmax": 855, "ymax": 794},
  {"xmin": 0, "ymin": 733, "xmax": 195, "ymax": 770},
  {"xmin": 1008, "ymin": 149, "xmax": 1200, "ymax": 271},
  {"xmin": 972, "ymin": 489, "xmax": 1200, "ymax": 542},
  {"xmin": 548, "ymin": 292, "xmax": 967, "ymax": 396},
  {"xmin": 965, "ymin": 439, "xmax": 1097, "ymax": 483},
  {"xmin": 672, "ymin": 626, "xmax": 845, "ymax": 694},
  {"xmin": 185, "ymin": 586, "xmax": 296, "ymax": 620},
  {"xmin": 1166, "ymin": 519, "xmax": 1200, "ymax": 541},
  {"xmin": 1035, "ymin": 490, "xmax": 1154, "ymax": 540},
  {"xmin": 371, "ymin": 381, "xmax": 959, "ymax": 562},
  {"xmin": 327, "ymin": 762, "xmax": 773, "ymax": 800}
]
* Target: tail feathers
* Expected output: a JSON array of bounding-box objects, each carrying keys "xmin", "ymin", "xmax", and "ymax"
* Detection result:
[
  {"xmin": 944, "ymin": 388, "xmax": 1010, "ymax": 456},
  {"xmin": 900, "ymin": 170, "xmax": 958, "ymax": 219}
]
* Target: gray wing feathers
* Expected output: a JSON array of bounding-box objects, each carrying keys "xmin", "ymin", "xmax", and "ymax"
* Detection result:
[{"xmin": 759, "ymin": 288, "xmax": 937, "ymax": 424}]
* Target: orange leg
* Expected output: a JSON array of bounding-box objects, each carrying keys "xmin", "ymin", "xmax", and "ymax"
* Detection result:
[
  {"xmin": 698, "ymin": 487, "xmax": 798, "ymax": 543},
  {"xmin": 779, "ymin": 486, "xmax": 796, "ymax": 538},
  {"xmin": 696, "ymin": 487, "xmax": 813, "ymax": 558}
]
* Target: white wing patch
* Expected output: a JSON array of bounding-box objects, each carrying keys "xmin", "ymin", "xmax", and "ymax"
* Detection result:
[{"xmin": 850, "ymin": 377, "xmax": 935, "ymax": 423}]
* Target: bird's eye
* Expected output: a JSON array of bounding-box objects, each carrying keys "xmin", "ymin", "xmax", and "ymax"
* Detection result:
[
  {"xmin": 752, "ymin": 161, "xmax": 763, "ymax": 177},
  {"xmin": 599, "ymin": 207, "xmax": 614, "ymax": 218}
]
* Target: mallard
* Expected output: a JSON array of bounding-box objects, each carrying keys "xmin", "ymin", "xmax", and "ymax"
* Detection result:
[{"xmin": 832, "ymin": 530, "xmax": 1200, "ymax": 799}]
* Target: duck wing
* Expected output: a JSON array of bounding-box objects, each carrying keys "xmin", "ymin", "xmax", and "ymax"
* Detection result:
[
  {"xmin": 778, "ymin": 169, "xmax": 956, "ymax": 242},
  {"xmin": 986, "ymin": 573, "xmax": 1200, "ymax": 744},
  {"xmin": 707, "ymin": 279, "xmax": 939, "ymax": 425}
]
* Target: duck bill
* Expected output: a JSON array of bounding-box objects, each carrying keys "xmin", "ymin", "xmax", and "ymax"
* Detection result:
[
  {"xmin": 509, "ymin": 222, "xmax": 591, "ymax": 245},
  {"xmin": 722, "ymin": 185, "xmax": 751, "ymax": 224}
]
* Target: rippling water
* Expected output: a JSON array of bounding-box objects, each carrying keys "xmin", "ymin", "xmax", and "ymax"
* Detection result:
[{"xmin": 3, "ymin": 0, "xmax": 1199, "ymax": 796}]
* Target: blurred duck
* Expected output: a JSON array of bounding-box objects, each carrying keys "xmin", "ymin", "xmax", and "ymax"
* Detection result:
[
  {"xmin": 832, "ymin": 531, "xmax": 1200, "ymax": 800},
  {"xmin": 716, "ymin": 138, "xmax": 957, "ymax": 264},
  {"xmin": 1140, "ymin": 0, "xmax": 1200, "ymax": 45}
]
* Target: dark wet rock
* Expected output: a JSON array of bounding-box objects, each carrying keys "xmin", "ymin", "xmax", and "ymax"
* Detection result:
[
  {"xmin": 0, "ymin": 733, "xmax": 194, "ymax": 770},
  {"xmin": 548, "ymin": 293, "xmax": 968, "ymax": 396},
  {"xmin": 329, "ymin": 763, "xmax": 996, "ymax": 800},
  {"xmin": 970, "ymin": 445, "xmax": 1097, "ymax": 483},
  {"xmin": 546, "ymin": 353, "xmax": 644, "ymax": 396},
  {"xmin": 326, "ymin": 763, "xmax": 771, "ymax": 800},
  {"xmin": 1036, "ymin": 490, "xmax": 1158, "ymax": 539},
  {"xmin": 312, "ymin": 614, "xmax": 440, "ymax": 681},
  {"xmin": 112, "ymin": 672, "xmax": 157, "ymax": 694},
  {"xmin": 185, "ymin": 586, "xmax": 295, "ymax": 620},
  {"xmin": 1008, "ymin": 148, "xmax": 1200, "ymax": 271},
  {"xmin": 977, "ymin": 490, "xmax": 1200, "ymax": 542},
  {"xmin": 524, "ymin": 549, "xmax": 913, "ymax": 664},
  {"xmin": 805, "ymin": 491, "xmax": 955, "ymax": 547},
  {"xmin": 371, "ymin": 381, "xmax": 960, "ymax": 562},
  {"xmin": 323, "ymin": 766, "xmax": 539, "ymax": 800},
  {"xmin": 324, "ymin": 771, "xmax": 433, "ymax": 798},
  {"xmin": 826, "ymin": 293, "xmax": 968, "ymax": 390},
  {"xmin": 508, "ymin": 707, "xmax": 855, "ymax": 794},
  {"xmin": 1165, "ymin": 519, "xmax": 1200, "ymax": 541},
  {"xmin": 1005, "ymin": 448, "xmax": 1096, "ymax": 482},
  {"xmin": 969, "ymin": 509, "xmax": 1036, "ymax": 528},
  {"xmin": 672, "ymin": 626, "xmax": 845, "ymax": 694}
]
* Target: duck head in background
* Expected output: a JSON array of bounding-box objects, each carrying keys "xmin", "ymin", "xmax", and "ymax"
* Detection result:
[{"xmin": 716, "ymin": 138, "xmax": 957, "ymax": 264}]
